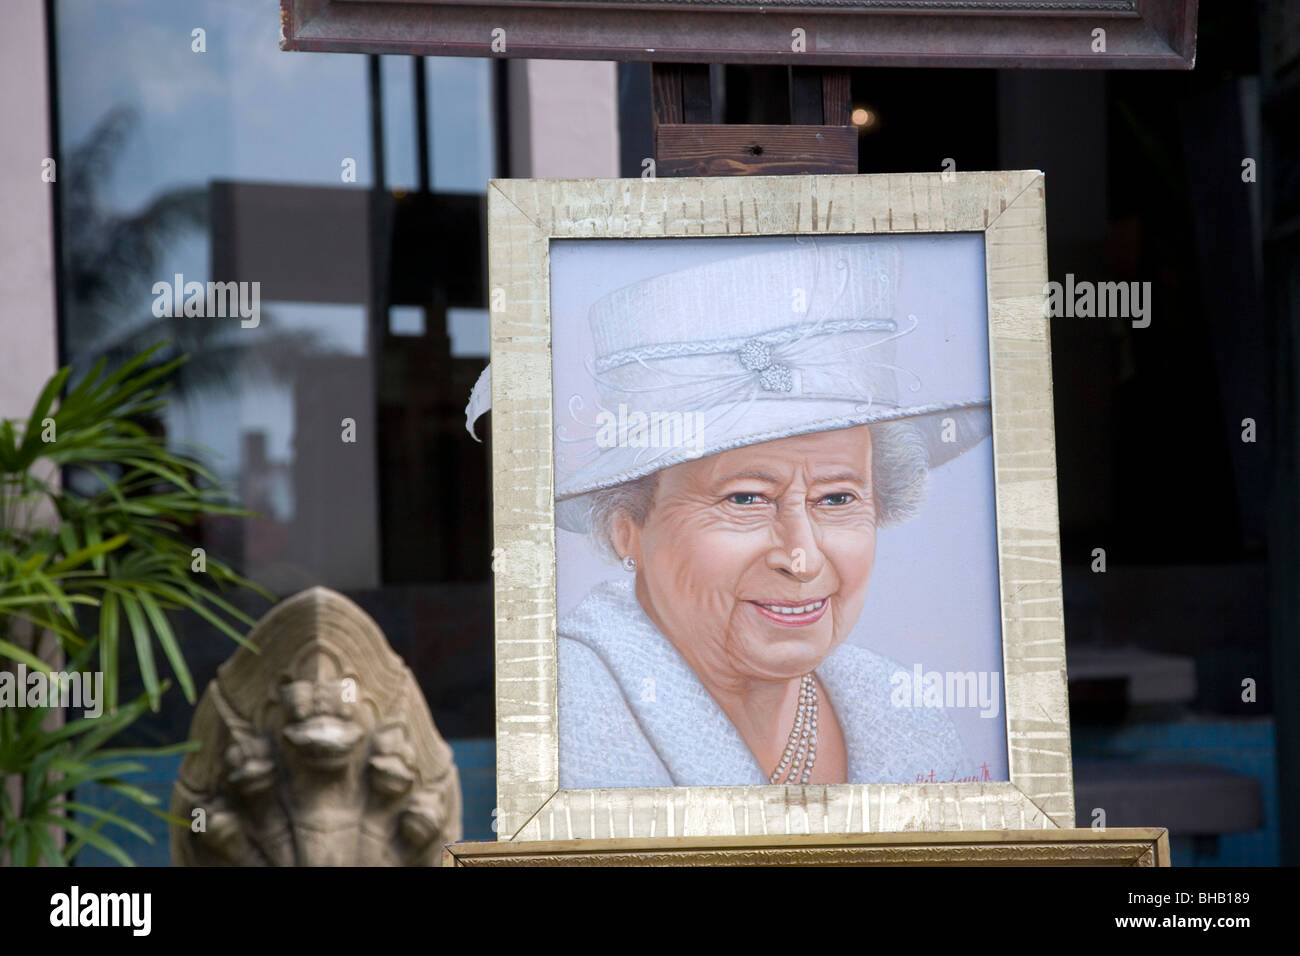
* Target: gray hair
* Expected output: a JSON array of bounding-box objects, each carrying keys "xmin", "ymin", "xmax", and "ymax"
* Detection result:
[{"xmin": 584, "ymin": 420, "xmax": 929, "ymax": 562}]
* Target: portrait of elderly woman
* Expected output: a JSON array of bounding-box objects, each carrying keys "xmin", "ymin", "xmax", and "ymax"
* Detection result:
[{"xmin": 549, "ymin": 236, "xmax": 1005, "ymax": 790}]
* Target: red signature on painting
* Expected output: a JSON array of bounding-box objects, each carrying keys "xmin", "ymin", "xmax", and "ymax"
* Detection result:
[{"xmin": 914, "ymin": 763, "xmax": 992, "ymax": 783}]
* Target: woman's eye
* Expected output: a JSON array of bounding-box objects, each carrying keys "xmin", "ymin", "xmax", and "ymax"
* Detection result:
[
  {"xmin": 727, "ymin": 492, "xmax": 766, "ymax": 506},
  {"xmin": 821, "ymin": 493, "xmax": 854, "ymax": 506}
]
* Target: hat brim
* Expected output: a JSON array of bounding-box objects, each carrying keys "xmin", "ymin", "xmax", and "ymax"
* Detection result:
[{"xmin": 555, "ymin": 399, "xmax": 991, "ymax": 533}]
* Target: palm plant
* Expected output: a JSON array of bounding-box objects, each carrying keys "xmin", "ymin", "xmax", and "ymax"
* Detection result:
[{"xmin": 0, "ymin": 344, "xmax": 270, "ymax": 864}]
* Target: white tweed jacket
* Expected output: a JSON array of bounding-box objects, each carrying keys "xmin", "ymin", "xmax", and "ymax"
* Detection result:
[{"xmin": 558, "ymin": 578, "xmax": 978, "ymax": 789}]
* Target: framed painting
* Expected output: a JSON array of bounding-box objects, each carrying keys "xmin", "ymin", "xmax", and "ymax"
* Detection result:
[
  {"xmin": 486, "ymin": 171, "xmax": 1072, "ymax": 841},
  {"xmin": 280, "ymin": 0, "xmax": 1198, "ymax": 69}
]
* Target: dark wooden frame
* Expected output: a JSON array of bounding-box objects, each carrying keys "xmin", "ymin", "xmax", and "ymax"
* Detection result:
[
  {"xmin": 281, "ymin": 0, "xmax": 1197, "ymax": 69},
  {"xmin": 443, "ymin": 829, "xmax": 1172, "ymax": 866}
]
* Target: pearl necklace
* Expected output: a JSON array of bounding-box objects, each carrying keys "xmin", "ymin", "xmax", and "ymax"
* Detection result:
[{"xmin": 769, "ymin": 674, "xmax": 818, "ymax": 785}]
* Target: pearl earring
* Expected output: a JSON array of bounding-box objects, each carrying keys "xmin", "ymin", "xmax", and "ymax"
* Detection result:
[{"xmin": 622, "ymin": 556, "xmax": 636, "ymax": 572}]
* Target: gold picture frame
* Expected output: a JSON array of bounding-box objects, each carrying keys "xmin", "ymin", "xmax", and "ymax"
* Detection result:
[
  {"xmin": 446, "ymin": 829, "xmax": 1167, "ymax": 867},
  {"xmin": 489, "ymin": 171, "xmax": 1071, "ymax": 841}
]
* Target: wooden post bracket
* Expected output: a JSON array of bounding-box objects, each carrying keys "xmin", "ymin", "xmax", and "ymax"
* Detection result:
[{"xmin": 651, "ymin": 64, "xmax": 857, "ymax": 178}]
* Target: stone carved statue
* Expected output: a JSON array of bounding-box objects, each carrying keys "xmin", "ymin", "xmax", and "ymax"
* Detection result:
[{"xmin": 171, "ymin": 587, "xmax": 461, "ymax": 865}]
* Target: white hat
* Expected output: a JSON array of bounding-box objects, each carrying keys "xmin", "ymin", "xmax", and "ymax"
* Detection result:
[{"xmin": 552, "ymin": 239, "xmax": 992, "ymax": 533}]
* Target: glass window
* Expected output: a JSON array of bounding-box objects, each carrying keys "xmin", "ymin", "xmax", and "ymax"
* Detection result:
[{"xmin": 53, "ymin": 0, "xmax": 499, "ymax": 862}]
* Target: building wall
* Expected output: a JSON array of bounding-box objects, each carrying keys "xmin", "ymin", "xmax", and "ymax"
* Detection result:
[
  {"xmin": 508, "ymin": 60, "xmax": 620, "ymax": 178},
  {"xmin": 0, "ymin": 0, "xmax": 60, "ymax": 863},
  {"xmin": 0, "ymin": 0, "xmax": 59, "ymax": 417}
]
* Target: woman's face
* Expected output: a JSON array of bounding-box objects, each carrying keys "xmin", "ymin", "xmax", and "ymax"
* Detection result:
[{"xmin": 615, "ymin": 425, "xmax": 878, "ymax": 683}]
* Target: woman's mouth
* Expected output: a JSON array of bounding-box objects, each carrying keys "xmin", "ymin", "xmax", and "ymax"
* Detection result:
[{"xmin": 749, "ymin": 598, "xmax": 829, "ymax": 627}]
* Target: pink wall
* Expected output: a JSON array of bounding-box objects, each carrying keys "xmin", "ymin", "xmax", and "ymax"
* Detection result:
[{"xmin": 0, "ymin": 0, "xmax": 59, "ymax": 418}]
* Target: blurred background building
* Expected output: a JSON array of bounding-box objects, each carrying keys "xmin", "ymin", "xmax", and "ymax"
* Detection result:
[{"xmin": 1, "ymin": 0, "xmax": 1294, "ymax": 864}]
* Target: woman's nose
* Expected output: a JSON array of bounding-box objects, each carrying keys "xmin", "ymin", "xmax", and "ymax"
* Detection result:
[{"xmin": 767, "ymin": 506, "xmax": 825, "ymax": 580}]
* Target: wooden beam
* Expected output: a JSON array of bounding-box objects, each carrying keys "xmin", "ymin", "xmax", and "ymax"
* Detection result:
[
  {"xmin": 654, "ymin": 124, "xmax": 857, "ymax": 177},
  {"xmin": 821, "ymin": 69, "xmax": 853, "ymax": 126},
  {"xmin": 650, "ymin": 64, "xmax": 683, "ymax": 126}
]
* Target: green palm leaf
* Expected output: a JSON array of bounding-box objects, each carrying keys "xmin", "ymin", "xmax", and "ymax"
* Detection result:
[{"xmin": 1, "ymin": 347, "xmax": 273, "ymax": 864}]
